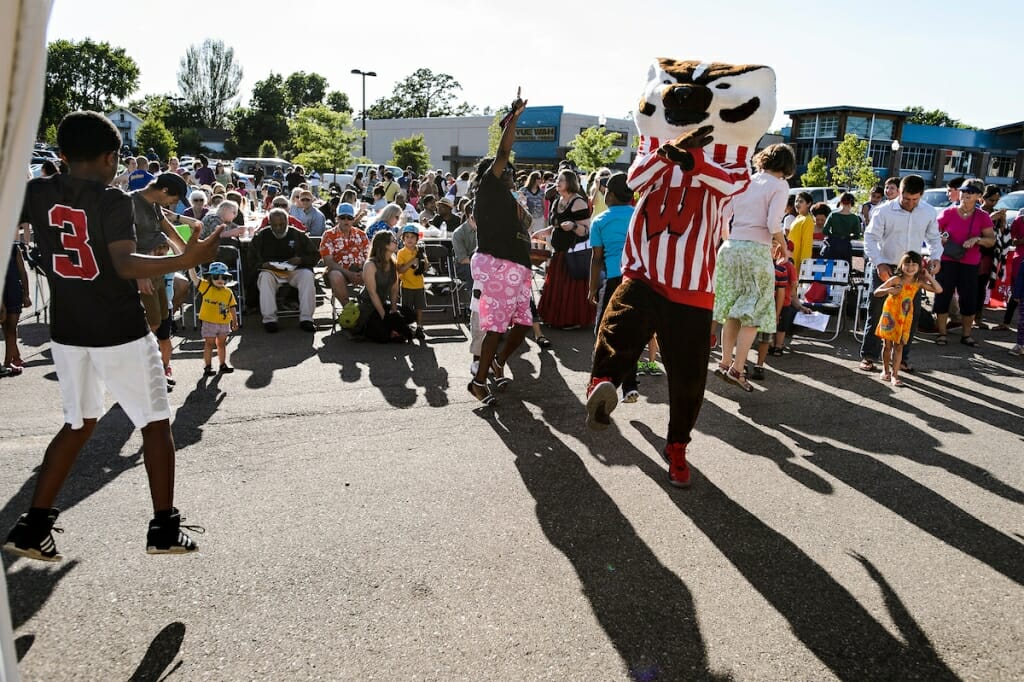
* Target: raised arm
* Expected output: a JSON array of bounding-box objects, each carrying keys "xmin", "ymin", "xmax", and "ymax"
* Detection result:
[
  {"xmin": 109, "ymin": 224, "xmax": 223, "ymax": 280},
  {"xmin": 490, "ymin": 92, "xmax": 528, "ymax": 179}
]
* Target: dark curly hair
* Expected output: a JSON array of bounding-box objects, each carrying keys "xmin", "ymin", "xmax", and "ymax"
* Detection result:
[{"xmin": 752, "ymin": 143, "xmax": 796, "ymax": 178}]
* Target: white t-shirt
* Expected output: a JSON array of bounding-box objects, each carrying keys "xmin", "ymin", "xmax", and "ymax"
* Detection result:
[{"xmin": 727, "ymin": 172, "xmax": 788, "ymax": 245}]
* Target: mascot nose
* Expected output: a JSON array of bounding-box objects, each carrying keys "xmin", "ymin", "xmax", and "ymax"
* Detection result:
[{"xmin": 663, "ymin": 84, "xmax": 712, "ymax": 113}]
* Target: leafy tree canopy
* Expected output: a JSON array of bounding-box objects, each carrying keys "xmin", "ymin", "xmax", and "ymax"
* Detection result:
[
  {"xmin": 800, "ymin": 155, "xmax": 828, "ymax": 187},
  {"xmin": 224, "ymin": 73, "xmax": 290, "ymax": 156},
  {"xmin": 177, "ymin": 39, "xmax": 243, "ymax": 128},
  {"xmin": 288, "ymin": 105, "xmax": 360, "ymax": 174},
  {"xmin": 42, "ymin": 38, "xmax": 140, "ymax": 133},
  {"xmin": 389, "ymin": 135, "xmax": 431, "ymax": 174},
  {"xmin": 565, "ymin": 127, "xmax": 623, "ymax": 173},
  {"xmin": 829, "ymin": 133, "xmax": 880, "ymax": 202},
  {"xmin": 284, "ymin": 71, "xmax": 328, "ymax": 116},
  {"xmin": 367, "ymin": 68, "xmax": 476, "ymax": 119},
  {"xmin": 326, "ymin": 90, "xmax": 352, "ymax": 114},
  {"xmin": 136, "ymin": 116, "xmax": 176, "ymax": 161},
  {"xmin": 903, "ymin": 106, "xmax": 978, "ymax": 130}
]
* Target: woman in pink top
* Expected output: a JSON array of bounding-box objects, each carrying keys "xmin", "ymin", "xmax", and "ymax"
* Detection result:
[{"xmin": 933, "ymin": 179, "xmax": 996, "ymax": 346}]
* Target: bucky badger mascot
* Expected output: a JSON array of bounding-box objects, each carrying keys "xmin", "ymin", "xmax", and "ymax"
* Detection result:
[{"xmin": 586, "ymin": 58, "xmax": 776, "ymax": 487}]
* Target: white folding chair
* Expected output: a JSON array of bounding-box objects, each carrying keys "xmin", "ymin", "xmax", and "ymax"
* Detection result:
[
  {"xmin": 795, "ymin": 258, "xmax": 850, "ymax": 342},
  {"xmin": 851, "ymin": 261, "xmax": 875, "ymax": 342}
]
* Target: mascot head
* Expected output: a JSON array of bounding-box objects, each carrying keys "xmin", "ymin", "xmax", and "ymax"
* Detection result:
[{"xmin": 636, "ymin": 58, "xmax": 776, "ymax": 150}]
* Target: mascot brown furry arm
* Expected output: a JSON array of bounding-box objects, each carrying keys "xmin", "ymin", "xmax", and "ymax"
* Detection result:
[{"xmin": 585, "ymin": 57, "xmax": 777, "ymax": 488}]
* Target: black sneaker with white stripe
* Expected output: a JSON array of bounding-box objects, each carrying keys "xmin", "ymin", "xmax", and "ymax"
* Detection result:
[
  {"xmin": 3, "ymin": 508, "xmax": 64, "ymax": 562},
  {"xmin": 146, "ymin": 508, "xmax": 204, "ymax": 555}
]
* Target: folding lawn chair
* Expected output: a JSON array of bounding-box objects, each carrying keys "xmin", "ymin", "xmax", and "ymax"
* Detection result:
[{"xmin": 795, "ymin": 258, "xmax": 850, "ymax": 342}]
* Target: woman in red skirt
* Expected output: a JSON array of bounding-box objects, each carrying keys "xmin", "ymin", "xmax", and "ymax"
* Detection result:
[{"xmin": 539, "ymin": 169, "xmax": 595, "ymax": 328}]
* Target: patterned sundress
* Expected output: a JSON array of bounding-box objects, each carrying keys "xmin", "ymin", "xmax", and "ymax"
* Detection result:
[{"xmin": 876, "ymin": 280, "xmax": 921, "ymax": 344}]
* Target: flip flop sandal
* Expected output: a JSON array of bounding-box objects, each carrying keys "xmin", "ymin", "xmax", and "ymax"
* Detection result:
[
  {"xmin": 535, "ymin": 336, "xmax": 552, "ymax": 349},
  {"xmin": 859, "ymin": 359, "xmax": 876, "ymax": 372},
  {"xmin": 935, "ymin": 335, "xmax": 948, "ymax": 346},
  {"xmin": 891, "ymin": 377, "xmax": 904, "ymax": 387},
  {"xmin": 899, "ymin": 361, "xmax": 914, "ymax": 374},
  {"xmin": 880, "ymin": 372, "xmax": 892, "ymax": 382},
  {"xmin": 960, "ymin": 336, "xmax": 977, "ymax": 347},
  {"xmin": 467, "ymin": 380, "xmax": 496, "ymax": 406}
]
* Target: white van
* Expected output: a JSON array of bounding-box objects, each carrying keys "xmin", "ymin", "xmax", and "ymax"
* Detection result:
[{"xmin": 232, "ymin": 157, "xmax": 290, "ymax": 178}]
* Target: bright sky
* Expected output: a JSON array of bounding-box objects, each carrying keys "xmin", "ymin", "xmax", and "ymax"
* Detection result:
[{"xmin": 47, "ymin": 0, "xmax": 1024, "ymax": 132}]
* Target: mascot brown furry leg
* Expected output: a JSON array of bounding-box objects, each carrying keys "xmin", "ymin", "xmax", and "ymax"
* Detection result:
[{"xmin": 586, "ymin": 58, "xmax": 777, "ymax": 488}]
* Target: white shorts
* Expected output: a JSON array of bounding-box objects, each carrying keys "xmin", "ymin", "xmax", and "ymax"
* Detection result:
[{"xmin": 51, "ymin": 334, "xmax": 171, "ymax": 429}]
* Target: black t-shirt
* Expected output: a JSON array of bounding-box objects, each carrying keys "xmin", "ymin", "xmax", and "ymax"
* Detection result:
[
  {"xmin": 21, "ymin": 175, "xmax": 149, "ymax": 347},
  {"xmin": 473, "ymin": 165, "xmax": 531, "ymax": 269},
  {"xmin": 285, "ymin": 171, "xmax": 305, "ymax": 190}
]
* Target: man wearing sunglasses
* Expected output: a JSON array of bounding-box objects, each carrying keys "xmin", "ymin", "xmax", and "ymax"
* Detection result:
[
  {"xmin": 320, "ymin": 203, "xmax": 369, "ymax": 308},
  {"xmin": 289, "ymin": 190, "xmax": 326, "ymax": 236}
]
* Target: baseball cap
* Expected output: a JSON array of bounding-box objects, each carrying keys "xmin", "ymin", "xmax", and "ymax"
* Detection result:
[
  {"xmin": 401, "ymin": 224, "xmax": 419, "ymax": 235},
  {"xmin": 605, "ymin": 173, "xmax": 633, "ymax": 203},
  {"xmin": 266, "ymin": 184, "xmax": 280, "ymax": 194},
  {"xmin": 152, "ymin": 172, "xmax": 188, "ymax": 198},
  {"xmin": 336, "ymin": 202, "xmax": 356, "ymax": 217}
]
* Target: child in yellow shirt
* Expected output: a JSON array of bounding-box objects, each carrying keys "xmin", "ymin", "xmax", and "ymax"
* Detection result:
[
  {"xmin": 197, "ymin": 261, "xmax": 238, "ymax": 375},
  {"xmin": 395, "ymin": 224, "xmax": 428, "ymax": 340}
]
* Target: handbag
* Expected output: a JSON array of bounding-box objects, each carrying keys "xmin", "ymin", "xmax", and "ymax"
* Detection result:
[
  {"xmin": 564, "ymin": 239, "xmax": 592, "ymax": 281},
  {"xmin": 941, "ymin": 211, "xmax": 976, "ymax": 261}
]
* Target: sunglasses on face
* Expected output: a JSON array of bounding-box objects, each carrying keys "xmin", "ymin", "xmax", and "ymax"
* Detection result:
[
  {"xmin": 211, "ymin": 275, "xmax": 227, "ymax": 281},
  {"xmin": 337, "ymin": 215, "xmax": 354, "ymax": 220}
]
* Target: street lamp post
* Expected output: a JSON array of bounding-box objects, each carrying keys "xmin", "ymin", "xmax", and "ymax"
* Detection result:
[
  {"xmin": 891, "ymin": 139, "xmax": 902, "ymax": 178},
  {"xmin": 351, "ymin": 69, "xmax": 377, "ymax": 158}
]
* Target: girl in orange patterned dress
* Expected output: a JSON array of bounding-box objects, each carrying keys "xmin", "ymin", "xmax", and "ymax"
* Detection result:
[{"xmin": 874, "ymin": 251, "xmax": 942, "ymax": 386}]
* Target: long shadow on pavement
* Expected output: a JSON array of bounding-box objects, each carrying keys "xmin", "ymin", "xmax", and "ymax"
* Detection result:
[
  {"xmin": 127, "ymin": 621, "xmax": 186, "ymax": 682},
  {"xmin": 228, "ymin": 326, "xmax": 318, "ymax": 390},
  {"xmin": 480, "ymin": 398, "xmax": 725, "ymax": 680},
  {"xmin": 171, "ymin": 375, "xmax": 227, "ymax": 451},
  {"xmin": 629, "ymin": 421, "xmax": 960, "ymax": 681},
  {"xmin": 318, "ymin": 334, "xmax": 449, "ymax": 408}
]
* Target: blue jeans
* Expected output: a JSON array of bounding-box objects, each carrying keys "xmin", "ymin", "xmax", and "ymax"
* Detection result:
[{"xmin": 860, "ymin": 264, "xmax": 921, "ymax": 362}]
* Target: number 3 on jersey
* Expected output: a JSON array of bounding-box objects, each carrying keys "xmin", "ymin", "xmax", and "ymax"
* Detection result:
[{"xmin": 48, "ymin": 204, "xmax": 99, "ymax": 280}]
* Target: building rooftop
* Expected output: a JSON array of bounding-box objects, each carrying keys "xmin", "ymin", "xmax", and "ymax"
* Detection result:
[{"xmin": 783, "ymin": 105, "xmax": 909, "ymax": 118}]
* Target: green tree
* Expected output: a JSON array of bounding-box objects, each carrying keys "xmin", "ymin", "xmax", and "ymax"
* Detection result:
[
  {"xmin": 226, "ymin": 73, "xmax": 290, "ymax": 155},
  {"xmin": 829, "ymin": 134, "xmax": 880, "ymax": 202},
  {"xmin": 565, "ymin": 127, "xmax": 622, "ymax": 172},
  {"xmin": 367, "ymin": 68, "xmax": 476, "ymax": 119},
  {"xmin": 800, "ymin": 155, "xmax": 828, "ymax": 187},
  {"xmin": 288, "ymin": 105, "xmax": 360, "ymax": 175},
  {"xmin": 486, "ymin": 108, "xmax": 515, "ymax": 161},
  {"xmin": 177, "ymin": 128, "xmax": 202, "ymax": 155},
  {"xmin": 42, "ymin": 38, "xmax": 140, "ymax": 133},
  {"xmin": 177, "ymin": 39, "xmax": 243, "ymax": 127},
  {"xmin": 903, "ymin": 106, "xmax": 977, "ymax": 130},
  {"xmin": 258, "ymin": 140, "xmax": 279, "ymax": 158},
  {"xmin": 44, "ymin": 124, "xmax": 58, "ymax": 146},
  {"xmin": 326, "ymin": 90, "xmax": 352, "ymax": 114},
  {"xmin": 389, "ymin": 135, "xmax": 431, "ymax": 174},
  {"xmin": 137, "ymin": 116, "xmax": 176, "ymax": 160},
  {"xmin": 284, "ymin": 71, "xmax": 328, "ymax": 116}
]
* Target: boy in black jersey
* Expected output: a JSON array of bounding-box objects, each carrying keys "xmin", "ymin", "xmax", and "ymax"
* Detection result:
[{"xmin": 3, "ymin": 111, "xmax": 223, "ymax": 562}]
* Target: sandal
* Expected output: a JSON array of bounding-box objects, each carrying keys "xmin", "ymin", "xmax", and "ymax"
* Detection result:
[
  {"xmin": 899, "ymin": 360, "xmax": 914, "ymax": 374},
  {"xmin": 535, "ymin": 335, "xmax": 552, "ymax": 349},
  {"xmin": 960, "ymin": 336, "xmax": 977, "ymax": 347},
  {"xmin": 724, "ymin": 366, "xmax": 754, "ymax": 392},
  {"xmin": 491, "ymin": 359, "xmax": 511, "ymax": 389},
  {"xmin": 935, "ymin": 335, "xmax": 948, "ymax": 346},
  {"xmin": 467, "ymin": 380, "xmax": 495, "ymax": 405},
  {"xmin": 713, "ymin": 363, "xmax": 730, "ymax": 382},
  {"xmin": 890, "ymin": 376, "xmax": 904, "ymax": 387},
  {"xmin": 770, "ymin": 347, "xmax": 784, "ymax": 357},
  {"xmin": 858, "ymin": 359, "xmax": 876, "ymax": 372},
  {"xmin": 880, "ymin": 372, "xmax": 892, "ymax": 382}
]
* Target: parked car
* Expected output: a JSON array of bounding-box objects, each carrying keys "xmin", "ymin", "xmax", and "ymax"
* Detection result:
[
  {"xmin": 922, "ymin": 188, "xmax": 951, "ymax": 214},
  {"xmin": 232, "ymin": 157, "xmax": 290, "ymax": 179},
  {"xmin": 327, "ymin": 163, "xmax": 405, "ymax": 194},
  {"xmin": 995, "ymin": 190, "xmax": 1024, "ymax": 225},
  {"xmin": 788, "ymin": 186, "xmax": 842, "ymax": 208}
]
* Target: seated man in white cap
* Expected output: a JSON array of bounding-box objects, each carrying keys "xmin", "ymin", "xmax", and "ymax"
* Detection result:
[{"xmin": 319, "ymin": 203, "xmax": 369, "ymax": 308}]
